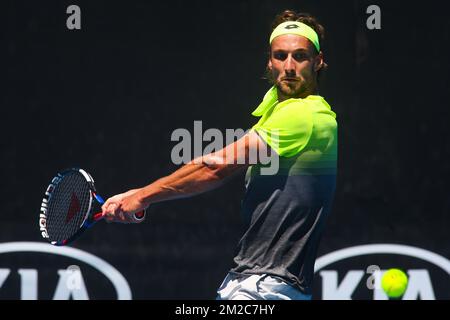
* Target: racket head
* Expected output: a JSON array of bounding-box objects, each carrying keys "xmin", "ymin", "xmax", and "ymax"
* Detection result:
[{"xmin": 39, "ymin": 168, "xmax": 98, "ymax": 246}]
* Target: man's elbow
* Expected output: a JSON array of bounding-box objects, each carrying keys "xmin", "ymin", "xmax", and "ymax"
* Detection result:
[
  {"xmin": 207, "ymin": 163, "xmax": 248, "ymax": 182},
  {"xmin": 202, "ymin": 155, "xmax": 246, "ymax": 180}
]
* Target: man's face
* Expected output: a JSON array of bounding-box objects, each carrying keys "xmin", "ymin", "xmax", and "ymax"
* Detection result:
[{"xmin": 268, "ymin": 34, "xmax": 323, "ymax": 99}]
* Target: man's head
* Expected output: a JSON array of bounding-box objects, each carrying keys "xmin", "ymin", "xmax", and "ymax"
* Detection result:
[{"xmin": 266, "ymin": 10, "xmax": 327, "ymax": 101}]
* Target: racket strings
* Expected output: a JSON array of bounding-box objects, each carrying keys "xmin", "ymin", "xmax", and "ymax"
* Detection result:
[{"xmin": 46, "ymin": 172, "xmax": 92, "ymax": 242}]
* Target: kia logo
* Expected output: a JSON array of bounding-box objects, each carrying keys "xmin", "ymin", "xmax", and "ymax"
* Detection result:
[
  {"xmin": 0, "ymin": 242, "xmax": 132, "ymax": 300},
  {"xmin": 314, "ymin": 244, "xmax": 450, "ymax": 300}
]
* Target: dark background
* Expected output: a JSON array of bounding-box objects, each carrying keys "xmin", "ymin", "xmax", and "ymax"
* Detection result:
[{"xmin": 1, "ymin": 0, "xmax": 449, "ymax": 299}]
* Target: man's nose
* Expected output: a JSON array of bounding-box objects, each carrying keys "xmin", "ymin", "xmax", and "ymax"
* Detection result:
[{"xmin": 284, "ymin": 55, "xmax": 296, "ymax": 75}]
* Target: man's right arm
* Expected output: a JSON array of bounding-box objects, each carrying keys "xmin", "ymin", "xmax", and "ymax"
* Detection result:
[{"xmin": 101, "ymin": 130, "xmax": 272, "ymax": 222}]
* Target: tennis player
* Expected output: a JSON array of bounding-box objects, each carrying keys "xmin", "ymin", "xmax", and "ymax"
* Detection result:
[{"xmin": 102, "ymin": 10, "xmax": 337, "ymax": 300}]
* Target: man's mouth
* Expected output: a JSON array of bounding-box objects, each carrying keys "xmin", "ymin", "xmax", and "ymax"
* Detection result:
[{"xmin": 281, "ymin": 77, "xmax": 299, "ymax": 82}]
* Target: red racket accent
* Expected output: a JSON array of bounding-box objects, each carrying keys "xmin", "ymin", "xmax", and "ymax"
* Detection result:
[
  {"xmin": 93, "ymin": 212, "xmax": 104, "ymax": 221},
  {"xmin": 65, "ymin": 192, "xmax": 81, "ymax": 224}
]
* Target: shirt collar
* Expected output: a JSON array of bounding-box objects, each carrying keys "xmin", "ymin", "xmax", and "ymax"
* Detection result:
[
  {"xmin": 251, "ymin": 86, "xmax": 278, "ymax": 117},
  {"xmin": 252, "ymin": 86, "xmax": 330, "ymax": 117}
]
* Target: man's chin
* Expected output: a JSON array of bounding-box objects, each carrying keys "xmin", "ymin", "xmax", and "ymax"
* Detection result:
[{"xmin": 277, "ymin": 83, "xmax": 304, "ymax": 99}]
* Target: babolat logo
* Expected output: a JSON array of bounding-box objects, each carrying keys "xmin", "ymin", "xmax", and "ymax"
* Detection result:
[
  {"xmin": 313, "ymin": 244, "xmax": 450, "ymax": 300},
  {"xmin": 0, "ymin": 242, "xmax": 132, "ymax": 299},
  {"xmin": 285, "ymin": 24, "xmax": 300, "ymax": 29}
]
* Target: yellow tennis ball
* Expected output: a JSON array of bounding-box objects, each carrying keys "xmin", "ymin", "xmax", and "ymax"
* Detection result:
[{"xmin": 381, "ymin": 268, "xmax": 408, "ymax": 298}]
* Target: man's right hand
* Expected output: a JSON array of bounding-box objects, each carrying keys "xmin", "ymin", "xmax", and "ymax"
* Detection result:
[{"xmin": 101, "ymin": 189, "xmax": 146, "ymax": 224}]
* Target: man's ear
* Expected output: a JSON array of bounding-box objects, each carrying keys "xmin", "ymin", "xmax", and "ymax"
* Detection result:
[
  {"xmin": 314, "ymin": 51, "xmax": 324, "ymax": 72},
  {"xmin": 267, "ymin": 59, "xmax": 273, "ymax": 71}
]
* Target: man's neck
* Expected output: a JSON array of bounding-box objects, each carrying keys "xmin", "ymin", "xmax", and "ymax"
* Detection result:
[{"xmin": 277, "ymin": 86, "xmax": 318, "ymax": 102}]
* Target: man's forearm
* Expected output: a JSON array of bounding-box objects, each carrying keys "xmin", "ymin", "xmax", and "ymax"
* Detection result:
[{"xmin": 137, "ymin": 160, "xmax": 246, "ymax": 206}]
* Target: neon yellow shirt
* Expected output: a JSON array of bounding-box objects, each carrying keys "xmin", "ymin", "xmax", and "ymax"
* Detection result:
[
  {"xmin": 251, "ymin": 86, "xmax": 337, "ymax": 175},
  {"xmin": 232, "ymin": 87, "xmax": 338, "ymax": 291}
]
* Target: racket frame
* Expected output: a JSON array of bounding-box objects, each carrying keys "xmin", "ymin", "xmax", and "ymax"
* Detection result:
[{"xmin": 40, "ymin": 168, "xmax": 111, "ymax": 246}]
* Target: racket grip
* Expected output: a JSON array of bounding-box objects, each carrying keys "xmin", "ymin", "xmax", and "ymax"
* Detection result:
[
  {"xmin": 94, "ymin": 211, "xmax": 145, "ymax": 221},
  {"xmin": 93, "ymin": 193, "xmax": 145, "ymax": 221},
  {"xmin": 93, "ymin": 212, "xmax": 104, "ymax": 221}
]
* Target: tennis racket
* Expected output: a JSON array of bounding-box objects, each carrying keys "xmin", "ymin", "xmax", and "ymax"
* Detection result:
[{"xmin": 39, "ymin": 168, "xmax": 145, "ymax": 246}]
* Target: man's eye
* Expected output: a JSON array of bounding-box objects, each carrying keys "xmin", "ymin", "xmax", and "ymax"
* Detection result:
[
  {"xmin": 274, "ymin": 53, "xmax": 287, "ymax": 60},
  {"xmin": 293, "ymin": 53, "xmax": 308, "ymax": 61}
]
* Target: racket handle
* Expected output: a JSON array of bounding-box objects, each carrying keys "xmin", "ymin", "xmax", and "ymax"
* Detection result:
[
  {"xmin": 93, "ymin": 211, "xmax": 146, "ymax": 222},
  {"xmin": 93, "ymin": 212, "xmax": 104, "ymax": 221},
  {"xmin": 93, "ymin": 193, "xmax": 105, "ymax": 204},
  {"xmin": 134, "ymin": 210, "xmax": 145, "ymax": 220},
  {"xmin": 92, "ymin": 193, "xmax": 145, "ymax": 222}
]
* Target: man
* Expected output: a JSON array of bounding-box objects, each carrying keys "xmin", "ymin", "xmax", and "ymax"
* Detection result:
[{"xmin": 102, "ymin": 10, "xmax": 337, "ymax": 300}]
